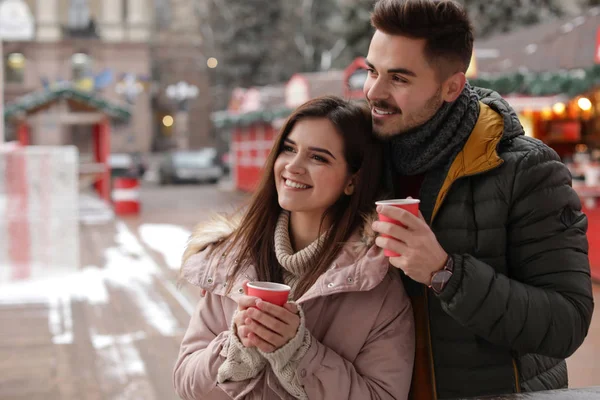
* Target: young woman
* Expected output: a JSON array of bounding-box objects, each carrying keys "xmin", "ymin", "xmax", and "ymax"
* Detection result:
[{"xmin": 173, "ymin": 96, "xmax": 414, "ymax": 400}]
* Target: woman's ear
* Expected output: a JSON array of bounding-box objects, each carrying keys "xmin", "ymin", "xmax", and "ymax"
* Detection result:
[{"xmin": 344, "ymin": 175, "xmax": 357, "ymax": 196}]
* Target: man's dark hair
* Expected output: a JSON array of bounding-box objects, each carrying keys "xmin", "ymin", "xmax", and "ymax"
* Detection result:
[{"xmin": 371, "ymin": 0, "xmax": 474, "ymax": 79}]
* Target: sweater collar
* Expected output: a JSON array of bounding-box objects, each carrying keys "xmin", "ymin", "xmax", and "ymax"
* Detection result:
[{"xmin": 274, "ymin": 211, "xmax": 327, "ymax": 281}]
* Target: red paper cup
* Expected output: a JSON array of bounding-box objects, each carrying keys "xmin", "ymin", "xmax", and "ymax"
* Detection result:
[
  {"xmin": 375, "ymin": 199, "xmax": 421, "ymax": 257},
  {"xmin": 246, "ymin": 282, "xmax": 291, "ymax": 306}
]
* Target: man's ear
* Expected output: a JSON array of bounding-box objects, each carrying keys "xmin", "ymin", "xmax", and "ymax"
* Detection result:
[{"xmin": 442, "ymin": 72, "xmax": 467, "ymax": 103}]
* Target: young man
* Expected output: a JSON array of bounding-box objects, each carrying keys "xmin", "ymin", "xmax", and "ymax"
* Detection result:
[{"xmin": 366, "ymin": 0, "xmax": 594, "ymax": 398}]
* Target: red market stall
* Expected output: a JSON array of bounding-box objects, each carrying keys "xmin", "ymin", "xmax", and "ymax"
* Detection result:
[
  {"xmin": 3, "ymin": 84, "xmax": 131, "ymax": 203},
  {"xmin": 214, "ymin": 68, "xmax": 350, "ymax": 193},
  {"xmin": 232, "ymin": 121, "xmax": 280, "ymax": 192},
  {"xmin": 213, "ymin": 85, "xmax": 290, "ymax": 192}
]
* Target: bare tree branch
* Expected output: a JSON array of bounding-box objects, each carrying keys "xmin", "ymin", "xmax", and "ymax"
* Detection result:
[
  {"xmin": 295, "ymin": 33, "xmax": 314, "ymax": 62},
  {"xmin": 320, "ymin": 38, "xmax": 346, "ymax": 70},
  {"xmin": 209, "ymin": 0, "xmax": 235, "ymax": 26},
  {"xmin": 300, "ymin": 0, "xmax": 315, "ymax": 67},
  {"xmin": 189, "ymin": 0, "xmax": 215, "ymax": 51}
]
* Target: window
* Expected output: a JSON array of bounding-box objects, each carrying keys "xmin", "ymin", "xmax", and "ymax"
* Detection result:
[
  {"xmin": 122, "ymin": 0, "xmax": 128, "ymax": 22},
  {"xmin": 5, "ymin": 53, "xmax": 25, "ymax": 84},
  {"xmin": 71, "ymin": 52, "xmax": 92, "ymax": 81},
  {"xmin": 155, "ymin": 0, "xmax": 172, "ymax": 29},
  {"xmin": 68, "ymin": 0, "xmax": 90, "ymax": 29}
]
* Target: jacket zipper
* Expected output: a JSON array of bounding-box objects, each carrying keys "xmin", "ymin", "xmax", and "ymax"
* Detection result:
[
  {"xmin": 433, "ymin": 159, "xmax": 521, "ymax": 394},
  {"xmin": 431, "ymin": 160, "xmax": 504, "ymax": 223},
  {"xmin": 512, "ymin": 358, "xmax": 521, "ymax": 393},
  {"xmin": 426, "ymin": 159, "xmax": 505, "ymax": 397}
]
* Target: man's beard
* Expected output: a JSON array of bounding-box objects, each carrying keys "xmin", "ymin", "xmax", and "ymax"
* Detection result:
[{"xmin": 371, "ymin": 87, "xmax": 444, "ymax": 139}]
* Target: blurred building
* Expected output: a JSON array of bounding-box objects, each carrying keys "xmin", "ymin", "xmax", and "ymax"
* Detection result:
[
  {"xmin": 150, "ymin": 0, "xmax": 213, "ymax": 151},
  {"xmin": 1, "ymin": 0, "xmax": 153, "ymax": 155}
]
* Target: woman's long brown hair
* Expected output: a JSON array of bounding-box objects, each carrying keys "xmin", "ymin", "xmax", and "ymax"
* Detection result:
[{"xmin": 218, "ymin": 96, "xmax": 383, "ymax": 298}]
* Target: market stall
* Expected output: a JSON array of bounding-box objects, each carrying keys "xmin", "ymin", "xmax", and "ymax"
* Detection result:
[{"xmin": 3, "ymin": 84, "xmax": 131, "ymax": 203}]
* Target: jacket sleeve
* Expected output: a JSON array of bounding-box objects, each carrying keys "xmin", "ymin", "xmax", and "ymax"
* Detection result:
[
  {"xmin": 438, "ymin": 142, "xmax": 594, "ymax": 358},
  {"xmin": 173, "ymin": 291, "xmax": 264, "ymax": 400},
  {"xmin": 258, "ymin": 303, "xmax": 312, "ymax": 399},
  {"xmin": 295, "ymin": 274, "xmax": 415, "ymax": 400}
]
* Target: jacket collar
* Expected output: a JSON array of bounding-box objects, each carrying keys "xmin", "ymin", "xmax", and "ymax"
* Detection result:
[{"xmin": 431, "ymin": 102, "xmax": 505, "ymax": 222}]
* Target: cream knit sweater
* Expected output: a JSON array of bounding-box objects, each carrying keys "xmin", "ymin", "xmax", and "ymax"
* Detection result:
[{"xmin": 217, "ymin": 211, "xmax": 323, "ymax": 399}]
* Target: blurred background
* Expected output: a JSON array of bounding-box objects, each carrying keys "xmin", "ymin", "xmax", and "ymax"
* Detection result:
[{"xmin": 0, "ymin": 0, "xmax": 599, "ymax": 398}]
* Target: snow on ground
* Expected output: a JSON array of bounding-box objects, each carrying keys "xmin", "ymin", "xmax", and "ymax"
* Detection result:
[
  {"xmin": 0, "ymin": 221, "xmax": 190, "ymax": 350},
  {"xmin": 138, "ymin": 224, "xmax": 191, "ymax": 270}
]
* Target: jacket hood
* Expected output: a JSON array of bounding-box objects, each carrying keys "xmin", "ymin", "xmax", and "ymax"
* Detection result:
[
  {"xmin": 179, "ymin": 210, "xmax": 389, "ymax": 304},
  {"xmin": 474, "ymin": 86, "xmax": 524, "ymax": 141},
  {"xmin": 181, "ymin": 212, "xmax": 243, "ymax": 267},
  {"xmin": 181, "ymin": 211, "xmax": 379, "ymax": 267}
]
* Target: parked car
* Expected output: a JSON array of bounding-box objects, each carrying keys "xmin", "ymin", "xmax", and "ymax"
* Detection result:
[
  {"xmin": 158, "ymin": 148, "xmax": 224, "ymax": 185},
  {"xmin": 108, "ymin": 152, "xmax": 147, "ymax": 178}
]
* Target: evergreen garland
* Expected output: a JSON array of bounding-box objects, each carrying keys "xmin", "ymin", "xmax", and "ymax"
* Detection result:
[
  {"xmin": 471, "ymin": 65, "xmax": 600, "ymax": 97},
  {"xmin": 212, "ymin": 107, "xmax": 292, "ymax": 130},
  {"xmin": 4, "ymin": 83, "xmax": 131, "ymax": 121}
]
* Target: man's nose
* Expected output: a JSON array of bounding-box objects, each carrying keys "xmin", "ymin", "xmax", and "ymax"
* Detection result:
[{"xmin": 365, "ymin": 76, "xmax": 388, "ymax": 102}]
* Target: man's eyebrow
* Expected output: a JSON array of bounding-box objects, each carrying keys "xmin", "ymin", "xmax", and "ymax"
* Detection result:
[
  {"xmin": 364, "ymin": 59, "xmax": 417, "ymax": 77},
  {"xmin": 285, "ymin": 138, "xmax": 336, "ymax": 160}
]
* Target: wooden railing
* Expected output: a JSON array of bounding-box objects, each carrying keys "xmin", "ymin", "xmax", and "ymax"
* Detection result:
[{"xmin": 462, "ymin": 386, "xmax": 600, "ymax": 399}]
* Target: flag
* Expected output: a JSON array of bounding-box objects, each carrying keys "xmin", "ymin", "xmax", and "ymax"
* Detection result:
[{"xmin": 94, "ymin": 68, "xmax": 114, "ymax": 89}]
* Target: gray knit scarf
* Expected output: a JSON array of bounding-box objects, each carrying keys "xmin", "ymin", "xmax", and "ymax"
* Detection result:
[
  {"xmin": 274, "ymin": 211, "xmax": 328, "ymax": 297},
  {"xmin": 389, "ymin": 82, "xmax": 480, "ymax": 176},
  {"xmin": 385, "ymin": 83, "xmax": 480, "ymax": 222}
]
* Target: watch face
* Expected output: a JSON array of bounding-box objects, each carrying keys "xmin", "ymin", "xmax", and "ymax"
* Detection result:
[{"xmin": 431, "ymin": 270, "xmax": 453, "ymax": 292}]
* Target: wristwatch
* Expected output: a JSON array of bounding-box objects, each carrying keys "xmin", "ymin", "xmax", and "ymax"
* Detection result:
[{"xmin": 429, "ymin": 255, "xmax": 454, "ymax": 294}]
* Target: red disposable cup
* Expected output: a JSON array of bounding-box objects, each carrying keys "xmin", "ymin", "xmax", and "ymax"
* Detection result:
[
  {"xmin": 246, "ymin": 282, "xmax": 291, "ymax": 307},
  {"xmin": 375, "ymin": 199, "xmax": 421, "ymax": 257}
]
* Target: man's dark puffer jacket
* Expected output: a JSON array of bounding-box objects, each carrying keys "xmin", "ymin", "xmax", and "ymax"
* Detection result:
[{"xmin": 403, "ymin": 88, "xmax": 595, "ymax": 399}]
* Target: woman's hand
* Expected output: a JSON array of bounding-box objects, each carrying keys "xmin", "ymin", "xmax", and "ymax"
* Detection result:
[
  {"xmin": 232, "ymin": 282, "xmax": 260, "ymax": 348},
  {"xmin": 238, "ymin": 300, "xmax": 300, "ymax": 353}
]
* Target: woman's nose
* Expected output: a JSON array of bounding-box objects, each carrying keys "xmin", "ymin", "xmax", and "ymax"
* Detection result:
[{"xmin": 285, "ymin": 158, "xmax": 305, "ymax": 174}]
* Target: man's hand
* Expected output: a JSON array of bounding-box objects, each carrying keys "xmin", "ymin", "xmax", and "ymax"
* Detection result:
[
  {"xmin": 372, "ymin": 205, "xmax": 448, "ymax": 285},
  {"xmin": 238, "ymin": 300, "xmax": 300, "ymax": 353}
]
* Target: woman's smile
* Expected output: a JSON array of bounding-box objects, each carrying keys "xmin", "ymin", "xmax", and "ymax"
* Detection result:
[{"xmin": 283, "ymin": 177, "xmax": 312, "ymax": 190}]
